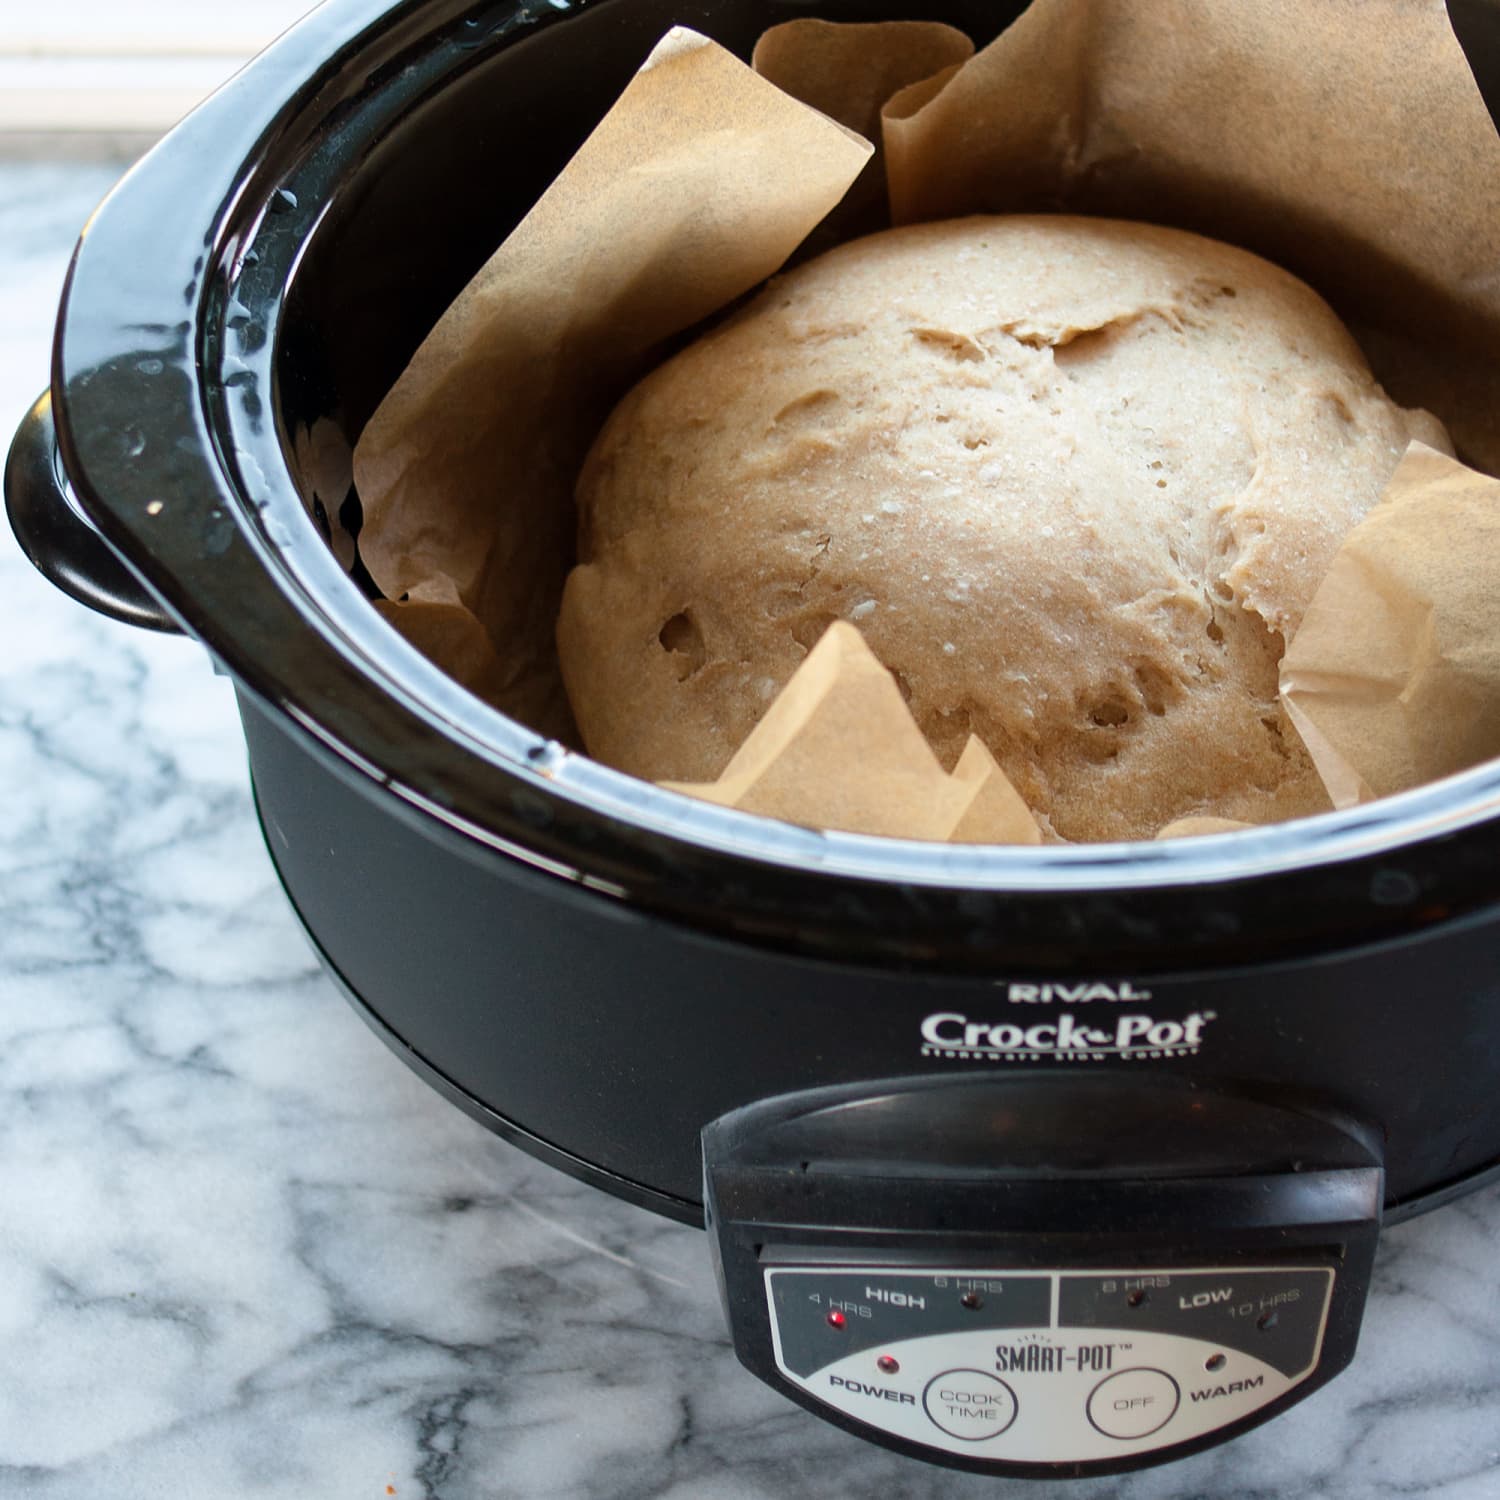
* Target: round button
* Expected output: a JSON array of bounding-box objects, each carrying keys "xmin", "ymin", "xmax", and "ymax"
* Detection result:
[
  {"xmin": 922, "ymin": 1369, "xmax": 1019, "ymax": 1442},
  {"xmin": 1086, "ymin": 1367, "xmax": 1181, "ymax": 1440}
]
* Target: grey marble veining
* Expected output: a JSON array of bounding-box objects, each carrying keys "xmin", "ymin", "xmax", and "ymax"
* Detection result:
[{"xmin": 3, "ymin": 158, "xmax": 1500, "ymax": 1500}]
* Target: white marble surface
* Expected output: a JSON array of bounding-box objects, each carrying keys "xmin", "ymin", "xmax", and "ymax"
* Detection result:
[{"xmin": 4, "ymin": 157, "xmax": 1500, "ymax": 1500}]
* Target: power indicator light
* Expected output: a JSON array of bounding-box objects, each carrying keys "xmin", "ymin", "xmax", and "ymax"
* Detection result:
[
  {"xmin": 877, "ymin": 1355, "xmax": 900, "ymax": 1375},
  {"xmin": 826, "ymin": 1309, "xmax": 847, "ymax": 1330}
]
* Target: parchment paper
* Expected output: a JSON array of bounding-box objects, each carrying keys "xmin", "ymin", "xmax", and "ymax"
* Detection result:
[
  {"xmin": 661, "ymin": 623, "xmax": 1042, "ymax": 844},
  {"xmin": 879, "ymin": 0, "xmax": 1500, "ymax": 470},
  {"xmin": 352, "ymin": 27, "xmax": 871, "ymax": 741},
  {"xmin": 350, "ymin": 0, "xmax": 1500, "ymax": 841},
  {"xmin": 751, "ymin": 19, "xmax": 973, "ymax": 245},
  {"xmin": 1281, "ymin": 443, "xmax": 1500, "ymax": 807}
]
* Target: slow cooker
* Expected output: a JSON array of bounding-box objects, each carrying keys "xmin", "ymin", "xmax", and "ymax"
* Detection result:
[{"xmin": 8, "ymin": 0, "xmax": 1500, "ymax": 1478}]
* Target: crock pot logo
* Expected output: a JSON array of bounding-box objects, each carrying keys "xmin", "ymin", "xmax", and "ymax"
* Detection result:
[{"xmin": 920, "ymin": 1010, "xmax": 1214, "ymax": 1062}]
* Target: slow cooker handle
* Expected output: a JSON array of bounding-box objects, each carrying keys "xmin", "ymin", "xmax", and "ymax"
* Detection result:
[{"xmin": 5, "ymin": 391, "xmax": 181, "ymax": 634}]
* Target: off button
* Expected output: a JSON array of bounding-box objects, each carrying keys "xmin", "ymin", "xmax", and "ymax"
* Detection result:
[
  {"xmin": 1087, "ymin": 1368, "xmax": 1181, "ymax": 1440},
  {"xmin": 922, "ymin": 1370, "xmax": 1018, "ymax": 1441}
]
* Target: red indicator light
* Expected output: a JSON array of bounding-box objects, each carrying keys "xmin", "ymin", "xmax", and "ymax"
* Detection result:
[
  {"xmin": 877, "ymin": 1355, "xmax": 900, "ymax": 1375},
  {"xmin": 826, "ymin": 1310, "xmax": 847, "ymax": 1330}
]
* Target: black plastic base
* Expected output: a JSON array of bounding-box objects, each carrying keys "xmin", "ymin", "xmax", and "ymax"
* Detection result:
[
  {"xmin": 257, "ymin": 784, "xmax": 702, "ymax": 1225},
  {"xmin": 241, "ymin": 681, "xmax": 1500, "ymax": 1223},
  {"xmin": 247, "ymin": 717, "xmax": 1500, "ymax": 1233}
]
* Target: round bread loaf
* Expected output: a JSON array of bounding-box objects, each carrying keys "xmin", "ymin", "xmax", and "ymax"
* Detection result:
[{"xmin": 557, "ymin": 215, "xmax": 1449, "ymax": 842}]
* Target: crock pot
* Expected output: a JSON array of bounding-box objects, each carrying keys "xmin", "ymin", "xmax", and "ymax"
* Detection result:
[{"xmin": 8, "ymin": 0, "xmax": 1500, "ymax": 1478}]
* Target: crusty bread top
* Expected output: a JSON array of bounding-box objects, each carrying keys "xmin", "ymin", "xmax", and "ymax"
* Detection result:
[{"xmin": 559, "ymin": 215, "xmax": 1449, "ymax": 841}]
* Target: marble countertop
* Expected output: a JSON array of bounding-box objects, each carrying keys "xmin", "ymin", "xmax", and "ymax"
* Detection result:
[{"xmin": 3, "ymin": 156, "xmax": 1500, "ymax": 1500}]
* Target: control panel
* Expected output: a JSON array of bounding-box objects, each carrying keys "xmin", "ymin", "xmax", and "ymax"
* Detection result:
[
  {"xmin": 702, "ymin": 1073, "xmax": 1384, "ymax": 1476},
  {"xmin": 765, "ymin": 1263, "xmax": 1332, "ymax": 1463}
]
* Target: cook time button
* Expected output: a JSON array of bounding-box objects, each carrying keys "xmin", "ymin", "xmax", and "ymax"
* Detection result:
[
  {"xmin": 1087, "ymin": 1367, "xmax": 1181, "ymax": 1440},
  {"xmin": 922, "ymin": 1370, "xmax": 1018, "ymax": 1441}
]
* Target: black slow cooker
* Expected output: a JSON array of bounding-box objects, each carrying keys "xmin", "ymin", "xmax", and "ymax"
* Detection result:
[{"xmin": 8, "ymin": 0, "xmax": 1500, "ymax": 1479}]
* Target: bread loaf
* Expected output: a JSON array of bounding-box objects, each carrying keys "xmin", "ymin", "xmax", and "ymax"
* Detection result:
[{"xmin": 558, "ymin": 215, "xmax": 1450, "ymax": 841}]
